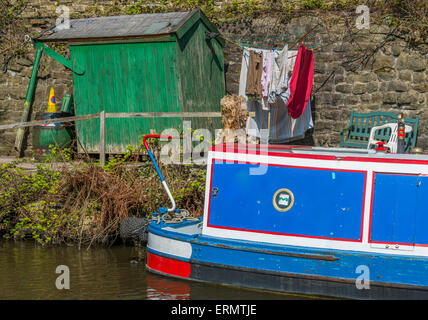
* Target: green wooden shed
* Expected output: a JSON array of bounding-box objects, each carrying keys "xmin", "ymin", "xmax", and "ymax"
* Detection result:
[{"xmin": 35, "ymin": 9, "xmax": 225, "ymax": 154}]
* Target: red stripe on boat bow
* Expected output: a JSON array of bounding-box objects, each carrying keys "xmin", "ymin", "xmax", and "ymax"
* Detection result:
[{"xmin": 147, "ymin": 252, "xmax": 191, "ymax": 278}]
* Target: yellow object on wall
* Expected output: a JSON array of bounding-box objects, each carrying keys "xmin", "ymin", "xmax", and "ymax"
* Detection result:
[{"xmin": 47, "ymin": 87, "xmax": 56, "ymax": 112}]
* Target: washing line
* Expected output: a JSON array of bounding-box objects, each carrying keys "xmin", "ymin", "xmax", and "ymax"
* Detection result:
[
  {"xmin": 221, "ymin": 36, "xmax": 334, "ymax": 59},
  {"xmin": 220, "ymin": 23, "xmax": 319, "ymax": 50}
]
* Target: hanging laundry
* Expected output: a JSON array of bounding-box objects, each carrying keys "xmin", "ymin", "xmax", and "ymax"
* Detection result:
[
  {"xmin": 268, "ymin": 44, "xmax": 288, "ymax": 104},
  {"xmin": 269, "ymin": 79, "xmax": 313, "ymax": 143},
  {"xmin": 245, "ymin": 50, "xmax": 263, "ymax": 99},
  {"xmin": 260, "ymin": 50, "xmax": 273, "ymax": 111},
  {"xmin": 261, "ymin": 50, "xmax": 273, "ymax": 98},
  {"xmin": 239, "ymin": 47, "xmax": 263, "ymax": 100},
  {"xmin": 239, "ymin": 48, "xmax": 268, "ymax": 139},
  {"xmin": 269, "ymin": 49, "xmax": 313, "ymax": 143},
  {"xmin": 239, "ymin": 48, "xmax": 313, "ymax": 143},
  {"xmin": 238, "ymin": 48, "xmax": 251, "ymax": 100},
  {"xmin": 286, "ymin": 44, "xmax": 314, "ymax": 119}
]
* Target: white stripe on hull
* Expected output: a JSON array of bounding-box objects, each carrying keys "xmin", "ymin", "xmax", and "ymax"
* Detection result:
[{"xmin": 147, "ymin": 232, "xmax": 192, "ymax": 259}]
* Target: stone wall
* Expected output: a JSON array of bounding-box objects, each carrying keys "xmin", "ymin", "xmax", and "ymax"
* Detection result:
[{"xmin": 0, "ymin": 1, "xmax": 427, "ymax": 156}]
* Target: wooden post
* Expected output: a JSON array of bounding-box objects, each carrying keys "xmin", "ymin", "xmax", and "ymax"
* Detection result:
[
  {"xmin": 34, "ymin": 42, "xmax": 85, "ymax": 75},
  {"xmin": 99, "ymin": 110, "xmax": 106, "ymax": 166},
  {"xmin": 14, "ymin": 46, "xmax": 43, "ymax": 157}
]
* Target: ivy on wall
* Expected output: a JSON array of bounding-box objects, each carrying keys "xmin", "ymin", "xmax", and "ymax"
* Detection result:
[
  {"xmin": 0, "ymin": 0, "xmax": 32, "ymax": 67},
  {"xmin": 70, "ymin": 0, "xmax": 427, "ymax": 51},
  {"xmin": 0, "ymin": 0, "xmax": 426, "ymax": 70}
]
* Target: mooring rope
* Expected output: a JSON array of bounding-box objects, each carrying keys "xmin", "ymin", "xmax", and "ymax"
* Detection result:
[{"xmin": 152, "ymin": 209, "xmax": 200, "ymax": 224}]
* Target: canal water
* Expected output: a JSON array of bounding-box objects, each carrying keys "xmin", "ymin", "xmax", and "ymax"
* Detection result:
[{"xmin": 0, "ymin": 241, "xmax": 310, "ymax": 300}]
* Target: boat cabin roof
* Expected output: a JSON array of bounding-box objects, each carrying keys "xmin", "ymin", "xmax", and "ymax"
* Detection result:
[{"xmin": 210, "ymin": 144, "xmax": 428, "ymax": 162}]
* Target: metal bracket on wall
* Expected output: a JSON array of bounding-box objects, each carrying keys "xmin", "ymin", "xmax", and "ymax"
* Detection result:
[
  {"xmin": 205, "ymin": 31, "xmax": 219, "ymax": 41},
  {"xmin": 34, "ymin": 41, "xmax": 85, "ymax": 75}
]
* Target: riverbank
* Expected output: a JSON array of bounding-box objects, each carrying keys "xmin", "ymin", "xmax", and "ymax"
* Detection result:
[{"xmin": 0, "ymin": 147, "xmax": 206, "ymax": 247}]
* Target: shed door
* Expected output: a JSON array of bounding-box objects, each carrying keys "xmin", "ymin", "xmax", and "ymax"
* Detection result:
[{"xmin": 71, "ymin": 42, "xmax": 181, "ymax": 153}]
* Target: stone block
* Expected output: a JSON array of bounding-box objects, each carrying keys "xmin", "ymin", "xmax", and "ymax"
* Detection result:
[
  {"xmin": 413, "ymin": 83, "xmax": 428, "ymax": 93},
  {"xmin": 352, "ymin": 83, "xmax": 368, "ymax": 95},
  {"xmin": 332, "ymin": 42, "xmax": 352, "ymax": 53},
  {"xmin": 419, "ymin": 93, "xmax": 426, "ymax": 104},
  {"xmin": 398, "ymin": 70, "xmax": 412, "ymax": 81},
  {"xmin": 372, "ymin": 52, "xmax": 395, "ymax": 70},
  {"xmin": 367, "ymin": 104, "xmax": 382, "ymax": 110},
  {"xmin": 360, "ymin": 94, "xmax": 372, "ymax": 103},
  {"xmin": 335, "ymin": 83, "xmax": 352, "ymax": 94},
  {"xmin": 7, "ymin": 63, "xmax": 23, "ymax": 73},
  {"xmin": 314, "ymin": 120, "xmax": 337, "ymax": 131},
  {"xmin": 317, "ymin": 82, "xmax": 334, "ymax": 92},
  {"xmin": 344, "ymin": 95, "xmax": 360, "ymax": 105},
  {"xmin": 376, "ymin": 70, "xmax": 396, "ymax": 81},
  {"xmin": 20, "ymin": 69, "xmax": 33, "ymax": 78},
  {"xmin": 0, "ymin": 72, "xmax": 6, "ymax": 84},
  {"xmin": 314, "ymin": 92, "xmax": 332, "ymax": 105},
  {"xmin": 396, "ymin": 55, "xmax": 408, "ymax": 70},
  {"xmin": 314, "ymin": 63, "xmax": 332, "ymax": 74},
  {"xmin": 322, "ymin": 110, "xmax": 343, "ymax": 121},
  {"xmin": 51, "ymin": 71, "xmax": 72, "ymax": 81},
  {"xmin": 366, "ymin": 82, "xmax": 379, "ymax": 93},
  {"xmin": 8, "ymin": 87, "xmax": 27, "ymax": 100},
  {"xmin": 38, "ymin": 66, "xmax": 51, "ymax": 79},
  {"xmin": 391, "ymin": 44, "xmax": 402, "ymax": 57},
  {"xmin": 383, "ymin": 92, "xmax": 397, "ymax": 104},
  {"xmin": 407, "ymin": 55, "xmax": 426, "ymax": 72},
  {"xmin": 413, "ymin": 72, "xmax": 425, "ymax": 83},
  {"xmin": 16, "ymin": 58, "xmax": 33, "ymax": 67},
  {"xmin": 397, "ymin": 90, "xmax": 419, "ymax": 105},
  {"xmin": 334, "ymin": 73, "xmax": 345, "ymax": 84},
  {"xmin": 7, "ymin": 76, "xmax": 23, "ymax": 87},
  {"xmin": 354, "ymin": 72, "xmax": 377, "ymax": 83},
  {"xmin": 371, "ymin": 92, "xmax": 383, "ymax": 104},
  {"xmin": 331, "ymin": 93, "xmax": 345, "ymax": 106},
  {"xmin": 388, "ymin": 80, "xmax": 409, "ymax": 92}
]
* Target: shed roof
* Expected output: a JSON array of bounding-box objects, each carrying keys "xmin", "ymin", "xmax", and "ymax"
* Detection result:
[{"xmin": 35, "ymin": 9, "xmax": 224, "ymax": 45}]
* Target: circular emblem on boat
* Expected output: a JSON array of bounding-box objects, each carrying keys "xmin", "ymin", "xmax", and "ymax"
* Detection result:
[{"xmin": 273, "ymin": 188, "xmax": 294, "ymax": 212}]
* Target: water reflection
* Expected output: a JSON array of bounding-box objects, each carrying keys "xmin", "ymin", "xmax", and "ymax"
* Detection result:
[
  {"xmin": 146, "ymin": 275, "xmax": 190, "ymax": 300},
  {"xmin": 0, "ymin": 241, "xmax": 307, "ymax": 300}
]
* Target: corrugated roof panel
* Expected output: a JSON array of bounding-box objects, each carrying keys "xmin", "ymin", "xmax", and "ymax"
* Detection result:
[{"xmin": 36, "ymin": 10, "xmax": 196, "ymax": 41}]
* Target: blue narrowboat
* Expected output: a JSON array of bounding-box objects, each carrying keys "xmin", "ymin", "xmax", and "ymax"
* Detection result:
[{"xmin": 145, "ymin": 137, "xmax": 428, "ymax": 299}]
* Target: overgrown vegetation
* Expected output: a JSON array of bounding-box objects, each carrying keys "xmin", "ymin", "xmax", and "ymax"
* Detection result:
[
  {"xmin": 0, "ymin": 141, "xmax": 206, "ymax": 247},
  {"xmin": 1, "ymin": 0, "xmax": 427, "ymax": 67},
  {"xmin": 0, "ymin": 0, "xmax": 31, "ymax": 67},
  {"xmin": 382, "ymin": 0, "xmax": 428, "ymax": 48}
]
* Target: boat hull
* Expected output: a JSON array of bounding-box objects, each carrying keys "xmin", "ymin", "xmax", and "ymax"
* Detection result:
[{"xmin": 147, "ymin": 223, "xmax": 428, "ymax": 299}]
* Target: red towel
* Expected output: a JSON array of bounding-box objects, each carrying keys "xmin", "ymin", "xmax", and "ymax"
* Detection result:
[{"xmin": 287, "ymin": 44, "xmax": 314, "ymax": 119}]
